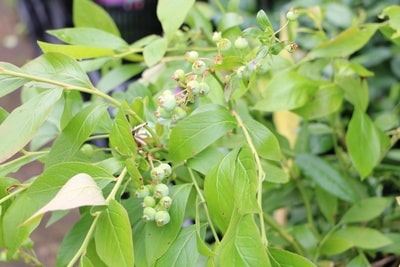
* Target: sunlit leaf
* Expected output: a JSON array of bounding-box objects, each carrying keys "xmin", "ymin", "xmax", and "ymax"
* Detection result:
[
  {"xmin": 269, "ymin": 247, "xmax": 316, "ymax": 267},
  {"xmin": 0, "ymin": 62, "xmax": 30, "ymax": 98},
  {"xmin": 143, "ymin": 37, "xmax": 167, "ymax": 67},
  {"xmin": 157, "ymin": 0, "xmax": 195, "ymax": 36},
  {"xmin": 109, "ymin": 108, "xmax": 137, "ymax": 157},
  {"xmin": 38, "ymin": 42, "xmax": 114, "ymax": 59},
  {"xmin": 340, "ymin": 197, "xmax": 391, "ymax": 224},
  {"xmin": 97, "ymin": 64, "xmax": 144, "ymax": 93}
]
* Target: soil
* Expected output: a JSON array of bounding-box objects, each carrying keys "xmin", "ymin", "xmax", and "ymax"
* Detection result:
[{"xmin": 0, "ymin": 1, "xmax": 79, "ymax": 266}]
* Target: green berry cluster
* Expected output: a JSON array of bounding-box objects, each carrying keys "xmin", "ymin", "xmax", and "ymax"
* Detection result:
[
  {"xmin": 135, "ymin": 163, "xmax": 173, "ymax": 227},
  {"xmin": 155, "ymin": 90, "xmax": 187, "ymax": 123}
]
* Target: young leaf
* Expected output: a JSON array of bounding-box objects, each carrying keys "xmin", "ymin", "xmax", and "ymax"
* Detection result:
[
  {"xmin": 157, "ymin": 0, "xmax": 195, "ymax": 37},
  {"xmin": 169, "ymin": 105, "xmax": 237, "ymax": 162},
  {"xmin": 24, "ymin": 173, "xmax": 106, "ymax": 225},
  {"xmin": 23, "ymin": 53, "xmax": 93, "ymax": 89},
  {"xmin": 346, "ymin": 109, "xmax": 390, "ymax": 178},
  {"xmin": 143, "ymin": 37, "xmax": 167, "ymax": 67},
  {"xmin": 340, "ymin": 197, "xmax": 390, "ymax": 224},
  {"xmin": 296, "ymin": 153, "xmax": 360, "ymax": 203},
  {"xmin": 95, "ymin": 200, "xmax": 134, "ymax": 267},
  {"xmin": 0, "ymin": 62, "xmax": 30, "ymax": 98},
  {"xmin": 269, "ymin": 247, "xmax": 316, "ymax": 267},
  {"xmin": 315, "ymin": 186, "xmax": 338, "ymax": 223},
  {"xmin": 97, "ymin": 64, "xmax": 145, "ymax": 93},
  {"xmin": 0, "ymin": 153, "xmax": 45, "ymax": 177},
  {"xmin": 215, "ymin": 213, "xmax": 271, "ymax": 266},
  {"xmin": 254, "ymin": 70, "xmax": 318, "ymax": 112},
  {"xmin": 45, "ymin": 103, "xmax": 108, "ymax": 168},
  {"xmin": 0, "ymin": 88, "xmax": 63, "ymax": 163},
  {"xmin": 38, "ymin": 42, "xmax": 114, "ymax": 59},
  {"xmin": 256, "ymin": 10, "xmax": 273, "ymax": 33},
  {"xmin": 109, "ymin": 108, "xmax": 137, "ymax": 157},
  {"xmin": 155, "ymin": 225, "xmax": 205, "ymax": 266},
  {"xmin": 73, "ymin": 0, "xmax": 120, "ymax": 36},
  {"xmin": 308, "ymin": 23, "xmax": 379, "ymax": 59}
]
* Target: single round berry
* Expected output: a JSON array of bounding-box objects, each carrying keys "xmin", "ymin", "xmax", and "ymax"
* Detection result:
[
  {"xmin": 158, "ymin": 163, "xmax": 172, "ymax": 177},
  {"xmin": 187, "ymin": 80, "xmax": 201, "ymax": 94},
  {"xmin": 172, "ymin": 69, "xmax": 186, "ymax": 82},
  {"xmin": 192, "ymin": 60, "xmax": 207, "ymax": 75},
  {"xmin": 135, "ymin": 186, "xmax": 150, "ymax": 198},
  {"xmin": 159, "ymin": 93, "xmax": 177, "ymax": 112},
  {"xmin": 234, "ymin": 36, "xmax": 249, "ymax": 49},
  {"xmin": 285, "ymin": 42, "xmax": 298, "ymax": 53},
  {"xmin": 185, "ymin": 51, "xmax": 199, "ymax": 63},
  {"xmin": 81, "ymin": 144, "xmax": 94, "ymax": 157},
  {"xmin": 160, "ymin": 196, "xmax": 172, "ymax": 209},
  {"xmin": 142, "ymin": 196, "xmax": 156, "ymax": 208},
  {"xmin": 150, "ymin": 166, "xmax": 165, "ymax": 181},
  {"xmin": 286, "ymin": 10, "xmax": 298, "ymax": 21},
  {"xmin": 171, "ymin": 107, "xmax": 187, "ymax": 121},
  {"xmin": 155, "ymin": 210, "xmax": 171, "ymax": 226},
  {"xmin": 142, "ymin": 207, "xmax": 156, "ymax": 221},
  {"xmin": 212, "ymin": 31, "xmax": 222, "ymax": 42},
  {"xmin": 154, "ymin": 183, "xmax": 169, "ymax": 198},
  {"xmin": 155, "ymin": 106, "xmax": 172, "ymax": 119},
  {"xmin": 217, "ymin": 38, "xmax": 232, "ymax": 51},
  {"xmin": 199, "ymin": 82, "xmax": 210, "ymax": 96}
]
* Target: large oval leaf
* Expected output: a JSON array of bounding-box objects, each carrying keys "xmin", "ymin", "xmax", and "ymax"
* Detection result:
[
  {"xmin": 157, "ymin": 0, "xmax": 195, "ymax": 37},
  {"xmin": 0, "ymin": 62, "xmax": 30, "ymax": 98},
  {"xmin": 169, "ymin": 105, "xmax": 237, "ymax": 162}
]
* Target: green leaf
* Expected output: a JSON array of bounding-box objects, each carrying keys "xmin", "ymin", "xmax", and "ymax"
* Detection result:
[
  {"xmin": 155, "ymin": 225, "xmax": 205, "ymax": 266},
  {"xmin": 141, "ymin": 184, "xmax": 192, "ymax": 266},
  {"xmin": 23, "ymin": 53, "xmax": 93, "ymax": 88},
  {"xmin": 215, "ymin": 214, "xmax": 271, "ymax": 266},
  {"xmin": 143, "ymin": 37, "xmax": 167, "ymax": 67},
  {"xmin": 73, "ymin": 0, "xmax": 120, "ymax": 36},
  {"xmin": 24, "ymin": 173, "xmax": 106, "ymax": 224},
  {"xmin": 218, "ymin": 13, "xmax": 244, "ymax": 32},
  {"xmin": 379, "ymin": 233, "xmax": 400, "ymax": 254},
  {"xmin": 346, "ymin": 109, "xmax": 390, "ymax": 178},
  {"xmin": 2, "ymin": 162, "xmax": 112, "ymax": 257},
  {"xmin": 256, "ymin": 10, "xmax": 274, "ymax": 33},
  {"xmin": 38, "ymin": 42, "xmax": 114, "ymax": 59},
  {"xmin": 80, "ymin": 256, "xmax": 95, "ymax": 267},
  {"xmin": 296, "ymin": 153, "xmax": 360, "ymax": 203},
  {"xmin": 269, "ymin": 247, "xmax": 316, "ymax": 267},
  {"xmin": 95, "ymin": 200, "xmax": 134, "ymax": 267},
  {"xmin": 157, "ymin": 0, "xmax": 195, "ymax": 37},
  {"xmin": 48, "ymin": 28, "xmax": 128, "ymax": 51},
  {"xmin": 322, "ymin": 227, "xmax": 392, "ymax": 255},
  {"xmin": 242, "ymin": 117, "xmax": 281, "ymax": 161},
  {"xmin": 204, "ymin": 148, "xmax": 259, "ymax": 233},
  {"xmin": 56, "ymin": 213, "xmax": 94, "ymax": 266},
  {"xmin": 254, "ymin": 70, "xmax": 318, "ymax": 112},
  {"xmin": 315, "ymin": 186, "xmax": 338, "ymax": 223},
  {"xmin": 340, "ymin": 197, "xmax": 390, "ymax": 224},
  {"xmin": 0, "ymin": 153, "xmax": 45, "ymax": 177},
  {"xmin": 45, "ymin": 104, "xmax": 109, "ymax": 168},
  {"xmin": 293, "ymin": 84, "xmax": 343, "ymax": 119},
  {"xmin": 0, "ymin": 62, "xmax": 30, "ymax": 98},
  {"xmin": 0, "ymin": 89, "xmax": 62, "ymax": 163},
  {"xmin": 97, "ymin": 64, "xmax": 145, "ymax": 93},
  {"xmin": 169, "ymin": 105, "xmax": 237, "ymax": 162},
  {"xmin": 187, "ymin": 146, "xmax": 224, "ymax": 175},
  {"xmin": 262, "ymin": 161, "xmax": 289, "ymax": 184},
  {"xmin": 336, "ymin": 75, "xmax": 369, "ymax": 112},
  {"xmin": 308, "ymin": 24, "xmax": 379, "ymax": 59},
  {"xmin": 109, "ymin": 108, "xmax": 137, "ymax": 157},
  {"xmin": 379, "ymin": 5, "xmax": 400, "ymax": 39}
]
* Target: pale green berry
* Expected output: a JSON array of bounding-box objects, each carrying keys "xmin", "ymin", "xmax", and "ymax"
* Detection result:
[
  {"xmin": 159, "ymin": 93, "xmax": 177, "ymax": 112},
  {"xmin": 80, "ymin": 144, "xmax": 94, "ymax": 157},
  {"xmin": 142, "ymin": 196, "xmax": 156, "ymax": 208},
  {"xmin": 234, "ymin": 36, "xmax": 248, "ymax": 49},
  {"xmin": 217, "ymin": 38, "xmax": 232, "ymax": 51},
  {"xmin": 172, "ymin": 69, "xmax": 186, "ymax": 82},
  {"xmin": 236, "ymin": 66, "xmax": 247, "ymax": 78},
  {"xmin": 154, "ymin": 183, "xmax": 169, "ymax": 199},
  {"xmin": 199, "ymin": 82, "xmax": 210, "ymax": 96},
  {"xmin": 212, "ymin": 31, "xmax": 222, "ymax": 42},
  {"xmin": 192, "ymin": 60, "xmax": 207, "ymax": 75},
  {"xmin": 155, "ymin": 106, "xmax": 172, "ymax": 119},
  {"xmin": 155, "ymin": 210, "xmax": 171, "ymax": 226},
  {"xmin": 286, "ymin": 10, "xmax": 298, "ymax": 21},
  {"xmin": 187, "ymin": 80, "xmax": 201, "ymax": 94},
  {"xmin": 135, "ymin": 186, "xmax": 150, "ymax": 198},
  {"xmin": 185, "ymin": 51, "xmax": 199, "ymax": 63},
  {"xmin": 160, "ymin": 196, "xmax": 172, "ymax": 209},
  {"xmin": 150, "ymin": 166, "xmax": 165, "ymax": 181},
  {"xmin": 285, "ymin": 42, "xmax": 298, "ymax": 53},
  {"xmin": 171, "ymin": 106, "xmax": 187, "ymax": 121},
  {"xmin": 158, "ymin": 163, "xmax": 172, "ymax": 177},
  {"xmin": 142, "ymin": 207, "xmax": 156, "ymax": 221}
]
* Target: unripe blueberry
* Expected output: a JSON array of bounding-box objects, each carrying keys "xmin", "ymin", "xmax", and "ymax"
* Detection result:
[
  {"xmin": 234, "ymin": 36, "xmax": 248, "ymax": 49},
  {"xmin": 155, "ymin": 210, "xmax": 171, "ymax": 226},
  {"xmin": 185, "ymin": 51, "xmax": 199, "ymax": 63},
  {"xmin": 217, "ymin": 38, "xmax": 232, "ymax": 51},
  {"xmin": 285, "ymin": 42, "xmax": 298, "ymax": 53},
  {"xmin": 160, "ymin": 196, "xmax": 172, "ymax": 209},
  {"xmin": 142, "ymin": 207, "xmax": 156, "ymax": 221},
  {"xmin": 212, "ymin": 31, "xmax": 222, "ymax": 42},
  {"xmin": 158, "ymin": 163, "xmax": 172, "ymax": 177},
  {"xmin": 199, "ymin": 82, "xmax": 210, "ymax": 96},
  {"xmin": 80, "ymin": 144, "xmax": 94, "ymax": 157},
  {"xmin": 135, "ymin": 186, "xmax": 150, "ymax": 198},
  {"xmin": 187, "ymin": 80, "xmax": 201, "ymax": 94},
  {"xmin": 150, "ymin": 166, "xmax": 165, "ymax": 181},
  {"xmin": 172, "ymin": 69, "xmax": 186, "ymax": 82},
  {"xmin": 142, "ymin": 196, "xmax": 156, "ymax": 208},
  {"xmin": 192, "ymin": 60, "xmax": 207, "ymax": 75},
  {"xmin": 155, "ymin": 106, "xmax": 172, "ymax": 119},
  {"xmin": 171, "ymin": 106, "xmax": 187, "ymax": 121},
  {"xmin": 236, "ymin": 66, "xmax": 247, "ymax": 78},
  {"xmin": 158, "ymin": 93, "xmax": 177, "ymax": 112},
  {"xmin": 154, "ymin": 183, "xmax": 169, "ymax": 198},
  {"xmin": 286, "ymin": 10, "xmax": 298, "ymax": 21}
]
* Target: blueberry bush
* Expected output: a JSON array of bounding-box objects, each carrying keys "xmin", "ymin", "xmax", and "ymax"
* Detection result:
[{"xmin": 0, "ymin": 0, "xmax": 399, "ymax": 266}]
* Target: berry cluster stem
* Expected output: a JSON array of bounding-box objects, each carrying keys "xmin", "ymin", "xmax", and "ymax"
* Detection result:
[{"xmin": 231, "ymin": 109, "xmax": 268, "ymax": 248}]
